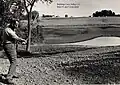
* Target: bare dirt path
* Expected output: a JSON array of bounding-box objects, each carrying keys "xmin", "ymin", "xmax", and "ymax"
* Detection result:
[{"xmin": 0, "ymin": 45, "xmax": 120, "ymax": 85}]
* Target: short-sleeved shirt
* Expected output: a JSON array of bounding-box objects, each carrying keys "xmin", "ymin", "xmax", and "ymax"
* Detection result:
[{"xmin": 3, "ymin": 27, "xmax": 19, "ymax": 44}]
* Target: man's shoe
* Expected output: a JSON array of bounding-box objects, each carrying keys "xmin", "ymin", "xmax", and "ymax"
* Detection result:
[
  {"xmin": 13, "ymin": 75, "xmax": 19, "ymax": 78},
  {"xmin": 3, "ymin": 73, "xmax": 20, "ymax": 79},
  {"xmin": 13, "ymin": 73, "xmax": 21, "ymax": 78},
  {"xmin": 0, "ymin": 74, "xmax": 6, "ymax": 80},
  {"xmin": 5, "ymin": 78, "xmax": 15, "ymax": 84}
]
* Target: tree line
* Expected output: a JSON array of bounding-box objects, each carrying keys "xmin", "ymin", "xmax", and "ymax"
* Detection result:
[{"xmin": 92, "ymin": 10, "xmax": 120, "ymax": 17}]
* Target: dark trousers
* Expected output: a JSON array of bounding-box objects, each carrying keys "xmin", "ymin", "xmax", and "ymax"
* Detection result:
[{"xmin": 3, "ymin": 43, "xmax": 17, "ymax": 79}]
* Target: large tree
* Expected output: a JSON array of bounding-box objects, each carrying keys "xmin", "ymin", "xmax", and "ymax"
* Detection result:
[
  {"xmin": 31, "ymin": 10, "xmax": 39, "ymax": 20},
  {"xmin": 22, "ymin": 0, "xmax": 53, "ymax": 51},
  {"xmin": 0, "ymin": 0, "xmax": 25, "ymax": 45},
  {"xmin": 0, "ymin": 0, "xmax": 53, "ymax": 51},
  {"xmin": 0, "ymin": 0, "xmax": 24, "ymax": 26}
]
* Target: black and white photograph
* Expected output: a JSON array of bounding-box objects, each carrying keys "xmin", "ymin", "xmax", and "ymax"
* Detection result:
[{"xmin": 0, "ymin": 0, "xmax": 120, "ymax": 85}]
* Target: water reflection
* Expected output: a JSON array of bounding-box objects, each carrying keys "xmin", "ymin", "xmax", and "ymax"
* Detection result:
[{"xmin": 68, "ymin": 37, "xmax": 120, "ymax": 46}]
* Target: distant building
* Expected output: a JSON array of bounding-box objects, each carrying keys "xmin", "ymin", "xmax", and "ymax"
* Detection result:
[{"xmin": 42, "ymin": 14, "xmax": 55, "ymax": 18}]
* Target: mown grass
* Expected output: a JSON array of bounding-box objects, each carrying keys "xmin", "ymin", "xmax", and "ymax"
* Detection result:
[
  {"xmin": 20, "ymin": 17, "xmax": 120, "ymax": 44},
  {"xmin": 18, "ymin": 44, "xmax": 120, "ymax": 55},
  {"xmin": 41, "ymin": 17, "xmax": 120, "ymax": 44}
]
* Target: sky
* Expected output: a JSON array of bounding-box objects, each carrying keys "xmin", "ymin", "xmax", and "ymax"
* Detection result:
[{"xmin": 33, "ymin": 0, "xmax": 120, "ymax": 17}]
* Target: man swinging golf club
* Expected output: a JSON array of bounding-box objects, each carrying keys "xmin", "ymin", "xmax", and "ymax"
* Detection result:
[{"xmin": 3, "ymin": 19, "xmax": 27, "ymax": 84}]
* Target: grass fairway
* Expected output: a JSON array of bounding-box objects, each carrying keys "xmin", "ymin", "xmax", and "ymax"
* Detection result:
[
  {"xmin": 38, "ymin": 17, "xmax": 120, "ymax": 44},
  {"xmin": 20, "ymin": 17, "xmax": 120, "ymax": 44}
]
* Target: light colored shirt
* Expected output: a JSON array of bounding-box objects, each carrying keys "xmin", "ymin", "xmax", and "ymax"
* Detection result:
[{"xmin": 3, "ymin": 27, "xmax": 20, "ymax": 44}]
